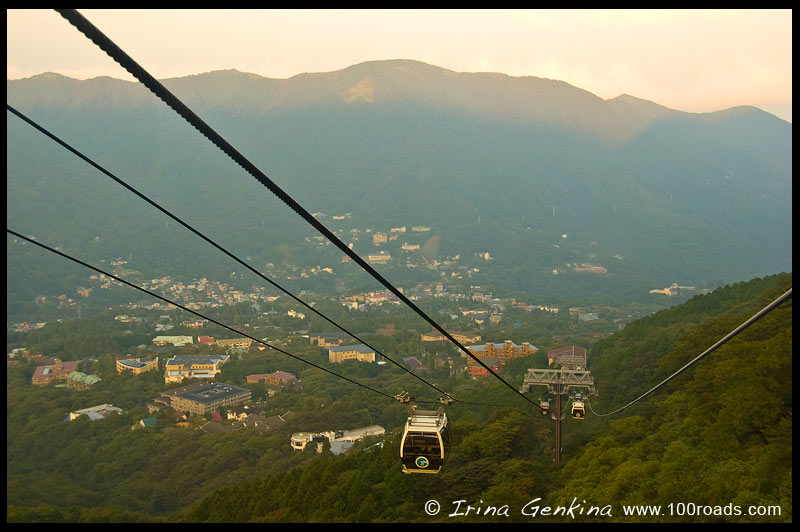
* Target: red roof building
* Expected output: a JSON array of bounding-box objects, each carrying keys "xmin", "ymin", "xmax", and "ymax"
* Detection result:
[
  {"xmin": 469, "ymin": 357, "xmax": 504, "ymax": 377},
  {"xmin": 547, "ymin": 346, "xmax": 587, "ymax": 368},
  {"xmin": 31, "ymin": 358, "xmax": 80, "ymax": 385},
  {"xmin": 197, "ymin": 336, "xmax": 215, "ymax": 345}
]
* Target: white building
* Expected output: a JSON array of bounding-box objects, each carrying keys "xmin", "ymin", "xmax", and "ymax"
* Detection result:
[
  {"xmin": 152, "ymin": 335, "xmax": 193, "ymax": 347},
  {"xmin": 68, "ymin": 404, "xmax": 124, "ymax": 421},
  {"xmin": 291, "ymin": 425, "xmax": 385, "ymax": 454}
]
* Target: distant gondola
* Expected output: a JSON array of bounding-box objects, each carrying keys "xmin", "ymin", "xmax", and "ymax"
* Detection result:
[
  {"xmin": 571, "ymin": 393, "xmax": 585, "ymax": 419},
  {"xmin": 397, "ymin": 393, "xmax": 452, "ymax": 474},
  {"xmin": 540, "ymin": 399, "xmax": 550, "ymax": 416}
]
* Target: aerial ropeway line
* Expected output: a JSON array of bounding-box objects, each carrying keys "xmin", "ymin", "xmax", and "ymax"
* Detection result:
[
  {"xmin": 586, "ymin": 287, "xmax": 792, "ymax": 417},
  {"xmin": 5, "ymin": 103, "xmax": 521, "ymax": 412},
  {"xmin": 19, "ymin": 9, "xmax": 788, "ymax": 474},
  {"xmin": 53, "ymin": 8, "xmax": 538, "ymax": 410},
  {"xmin": 6, "ymin": 102, "xmax": 456, "ymax": 403},
  {"xmin": 6, "ymin": 228, "xmax": 399, "ymax": 401},
  {"xmin": 9, "ymin": 226, "xmax": 462, "ymax": 473}
]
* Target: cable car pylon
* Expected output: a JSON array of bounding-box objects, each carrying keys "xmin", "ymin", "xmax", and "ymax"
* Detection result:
[{"xmin": 520, "ymin": 367, "xmax": 597, "ymax": 463}]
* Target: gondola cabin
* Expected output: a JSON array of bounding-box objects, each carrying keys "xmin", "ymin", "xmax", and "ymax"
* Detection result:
[
  {"xmin": 540, "ymin": 400, "xmax": 550, "ymax": 416},
  {"xmin": 400, "ymin": 407, "xmax": 451, "ymax": 474},
  {"xmin": 571, "ymin": 394, "xmax": 585, "ymax": 419}
]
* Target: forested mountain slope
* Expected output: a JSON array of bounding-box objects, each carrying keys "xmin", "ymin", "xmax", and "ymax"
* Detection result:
[
  {"xmin": 7, "ymin": 61, "xmax": 792, "ymax": 307},
  {"xmin": 553, "ymin": 273, "xmax": 792, "ymax": 522},
  {"xmin": 180, "ymin": 273, "xmax": 791, "ymax": 523}
]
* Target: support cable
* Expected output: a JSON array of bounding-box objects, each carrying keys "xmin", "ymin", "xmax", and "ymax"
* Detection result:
[
  {"xmin": 587, "ymin": 287, "xmax": 792, "ymax": 417},
  {"xmin": 7, "ymin": 229, "xmax": 399, "ymax": 401},
  {"xmin": 6, "ymin": 104, "xmax": 520, "ymax": 410},
  {"xmin": 6, "ymin": 103, "xmax": 459, "ymax": 403},
  {"xmin": 54, "ymin": 8, "xmax": 538, "ymax": 409}
]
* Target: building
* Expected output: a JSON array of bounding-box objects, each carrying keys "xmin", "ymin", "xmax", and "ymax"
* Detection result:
[
  {"xmin": 246, "ymin": 371, "xmax": 298, "ymax": 386},
  {"xmin": 197, "ymin": 336, "xmax": 215, "ymax": 345},
  {"xmin": 287, "ymin": 309, "xmax": 306, "ymax": 320},
  {"xmin": 65, "ymin": 371, "xmax": 102, "ymax": 390},
  {"xmin": 365, "ymin": 292, "xmax": 392, "ymax": 305},
  {"xmin": 367, "ymin": 252, "xmax": 392, "ymax": 264},
  {"xmin": 137, "ymin": 417, "xmax": 157, "ymax": 429},
  {"xmin": 328, "ymin": 344, "xmax": 376, "ymax": 364},
  {"xmin": 337, "ymin": 425, "xmax": 385, "ymax": 440},
  {"xmin": 163, "ymin": 354, "xmax": 230, "ymax": 383},
  {"xmin": 241, "ymin": 411, "xmax": 293, "ymax": 433},
  {"xmin": 649, "ymin": 283, "xmax": 697, "ymax": 297},
  {"xmin": 68, "ymin": 404, "xmax": 123, "ymax": 421},
  {"xmin": 167, "ymin": 382, "xmax": 252, "ymax": 416},
  {"xmin": 152, "ymin": 335, "xmax": 194, "ymax": 347},
  {"xmin": 227, "ymin": 406, "xmax": 253, "ymax": 421},
  {"xmin": 466, "ymin": 340, "xmax": 538, "ymax": 361},
  {"xmin": 32, "ymin": 358, "xmax": 80, "ymax": 385},
  {"xmin": 547, "ymin": 346, "xmax": 587, "ymax": 369},
  {"xmin": 309, "ymin": 333, "xmax": 348, "ymax": 348},
  {"xmin": 146, "ymin": 398, "xmax": 171, "ymax": 413},
  {"xmin": 291, "ymin": 425, "xmax": 385, "ymax": 454},
  {"xmin": 420, "ymin": 330, "xmax": 482, "ymax": 344},
  {"xmin": 200, "ymin": 410, "xmax": 292, "ymax": 435},
  {"xmin": 472, "ymin": 292, "xmax": 492, "ymax": 303},
  {"xmin": 291, "ymin": 432, "xmax": 328, "ymax": 452},
  {"xmin": 372, "ymin": 232, "xmax": 388, "ymax": 245},
  {"xmin": 573, "ymin": 264, "xmax": 608, "ymax": 274},
  {"xmin": 469, "ymin": 357, "xmax": 504, "ymax": 377},
  {"xmin": 333, "ymin": 425, "xmax": 385, "ymax": 445},
  {"xmin": 215, "ymin": 338, "xmax": 253, "ymax": 352},
  {"xmin": 116, "ymin": 356, "xmax": 159, "ymax": 374}
]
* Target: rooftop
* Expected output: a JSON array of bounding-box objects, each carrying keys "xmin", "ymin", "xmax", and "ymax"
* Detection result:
[
  {"xmin": 173, "ymin": 382, "xmax": 250, "ymax": 404},
  {"xmin": 166, "ymin": 354, "xmax": 230, "ymax": 365},
  {"xmin": 328, "ymin": 344, "xmax": 375, "ymax": 354},
  {"xmin": 117, "ymin": 358, "xmax": 155, "ymax": 369},
  {"xmin": 269, "ymin": 370, "xmax": 297, "ymax": 381},
  {"xmin": 32, "ymin": 360, "xmax": 80, "ymax": 380},
  {"xmin": 67, "ymin": 371, "xmax": 102, "ymax": 385},
  {"xmin": 339, "ymin": 425, "xmax": 385, "ymax": 441},
  {"xmin": 310, "ymin": 332, "xmax": 349, "ymax": 339},
  {"xmin": 69, "ymin": 404, "xmax": 123, "ymax": 421},
  {"xmin": 468, "ymin": 341, "xmax": 537, "ymax": 351}
]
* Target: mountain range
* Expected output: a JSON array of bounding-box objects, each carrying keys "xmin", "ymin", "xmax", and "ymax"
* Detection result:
[{"xmin": 6, "ymin": 60, "xmax": 792, "ymax": 304}]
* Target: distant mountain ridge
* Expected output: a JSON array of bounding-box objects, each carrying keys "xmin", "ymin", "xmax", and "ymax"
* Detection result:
[
  {"xmin": 6, "ymin": 60, "xmax": 792, "ymax": 302},
  {"xmin": 12, "ymin": 60, "xmax": 781, "ymax": 141}
]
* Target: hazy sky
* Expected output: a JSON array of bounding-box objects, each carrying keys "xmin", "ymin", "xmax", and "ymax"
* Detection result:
[{"xmin": 7, "ymin": 9, "xmax": 793, "ymax": 122}]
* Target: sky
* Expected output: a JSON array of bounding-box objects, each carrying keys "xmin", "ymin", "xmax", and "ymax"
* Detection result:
[{"xmin": 6, "ymin": 9, "xmax": 793, "ymax": 122}]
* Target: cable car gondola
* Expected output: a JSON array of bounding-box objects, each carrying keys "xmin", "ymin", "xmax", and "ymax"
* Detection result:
[
  {"xmin": 396, "ymin": 392, "xmax": 452, "ymax": 474},
  {"xmin": 539, "ymin": 399, "xmax": 550, "ymax": 416},
  {"xmin": 571, "ymin": 393, "xmax": 585, "ymax": 419}
]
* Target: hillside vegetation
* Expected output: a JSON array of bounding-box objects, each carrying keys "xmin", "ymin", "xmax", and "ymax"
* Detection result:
[
  {"xmin": 6, "ymin": 274, "xmax": 791, "ymax": 523},
  {"xmin": 176, "ymin": 273, "xmax": 790, "ymax": 523}
]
